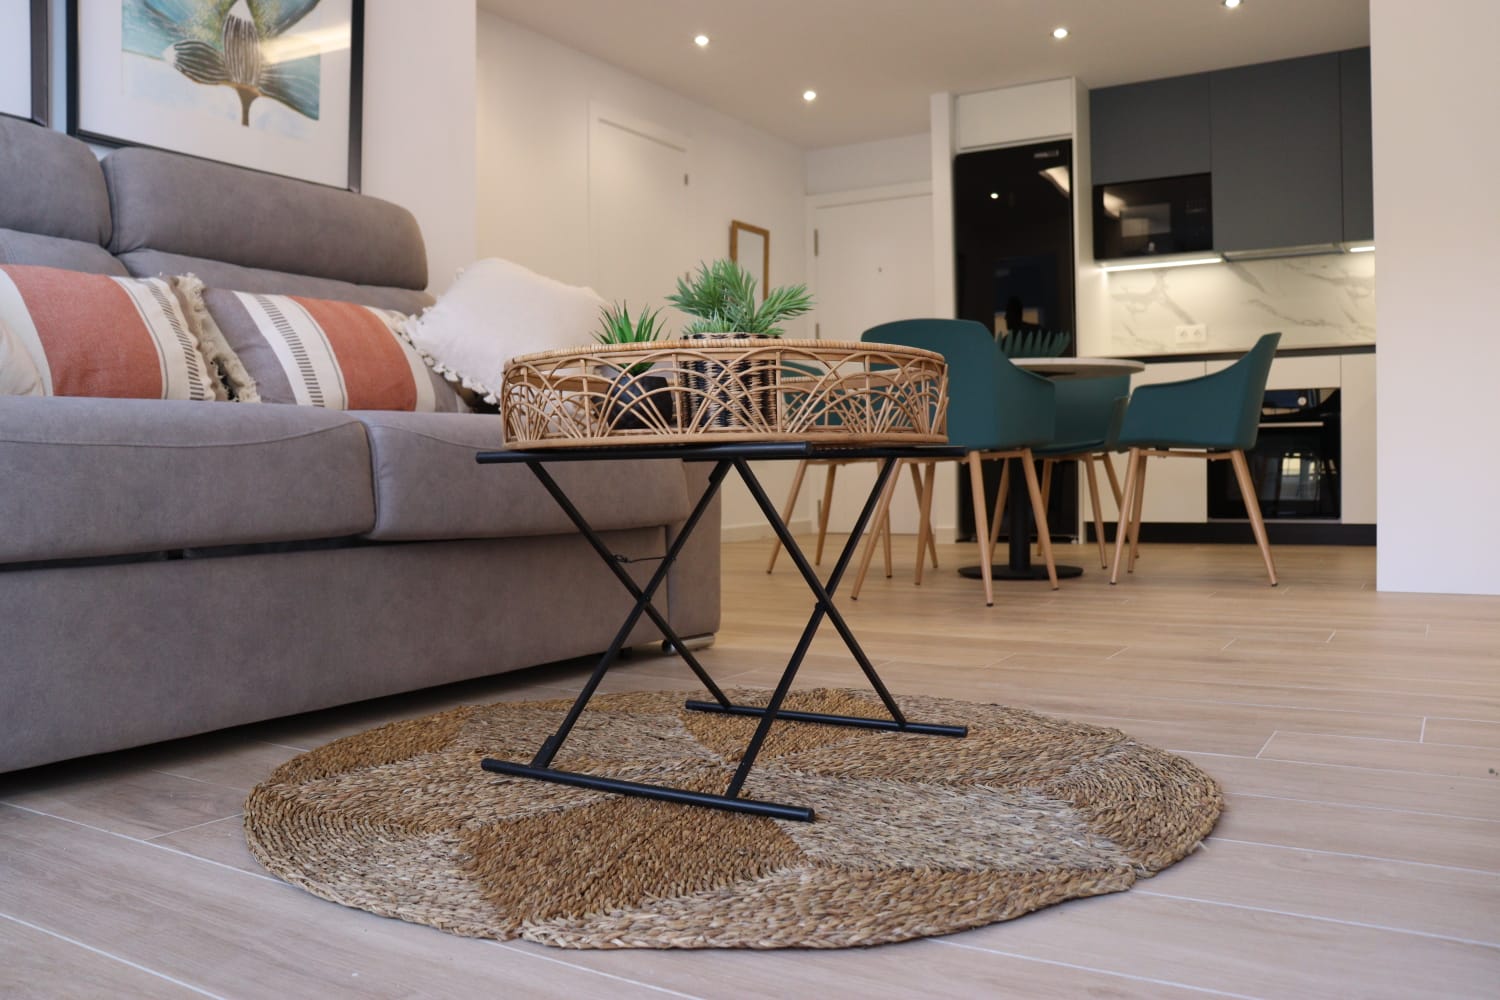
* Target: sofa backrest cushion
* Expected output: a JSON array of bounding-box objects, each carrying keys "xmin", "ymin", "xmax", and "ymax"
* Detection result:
[
  {"xmin": 103, "ymin": 146, "xmax": 429, "ymax": 300},
  {"xmin": 0, "ymin": 118, "xmax": 113, "ymax": 247},
  {"xmin": 116, "ymin": 250, "xmax": 433, "ymax": 315},
  {"xmin": 0, "ymin": 118, "xmax": 125, "ymax": 276}
]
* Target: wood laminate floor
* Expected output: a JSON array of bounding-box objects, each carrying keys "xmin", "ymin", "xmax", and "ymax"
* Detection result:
[{"xmin": 3, "ymin": 539, "xmax": 1497, "ymax": 998}]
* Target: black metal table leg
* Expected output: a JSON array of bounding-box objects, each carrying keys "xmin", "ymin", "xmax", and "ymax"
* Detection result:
[
  {"xmin": 685, "ymin": 457, "xmax": 965, "ymax": 803},
  {"xmin": 477, "ymin": 443, "xmax": 970, "ymax": 822}
]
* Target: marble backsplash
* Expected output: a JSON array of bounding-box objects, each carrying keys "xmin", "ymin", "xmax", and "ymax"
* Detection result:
[{"xmin": 1100, "ymin": 252, "xmax": 1375, "ymax": 355}]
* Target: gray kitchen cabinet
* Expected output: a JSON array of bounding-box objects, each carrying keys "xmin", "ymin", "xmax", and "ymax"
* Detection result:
[
  {"xmin": 1340, "ymin": 48, "xmax": 1374, "ymax": 242},
  {"xmin": 1210, "ymin": 53, "xmax": 1344, "ymax": 252},
  {"xmin": 1090, "ymin": 74, "xmax": 1211, "ymax": 185}
]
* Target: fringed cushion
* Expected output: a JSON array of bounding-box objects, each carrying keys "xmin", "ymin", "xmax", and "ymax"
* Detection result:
[
  {"xmin": 399, "ymin": 258, "xmax": 605, "ymax": 404},
  {"xmin": 193, "ymin": 286, "xmax": 467, "ymax": 412},
  {"xmin": 0, "ymin": 264, "xmax": 224, "ymax": 401}
]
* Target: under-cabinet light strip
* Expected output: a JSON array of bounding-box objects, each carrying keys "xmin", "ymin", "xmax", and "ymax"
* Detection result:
[{"xmin": 1098, "ymin": 256, "xmax": 1225, "ymax": 273}]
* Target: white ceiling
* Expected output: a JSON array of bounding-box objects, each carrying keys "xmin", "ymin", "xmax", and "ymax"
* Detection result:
[{"xmin": 476, "ymin": 0, "xmax": 1370, "ymax": 149}]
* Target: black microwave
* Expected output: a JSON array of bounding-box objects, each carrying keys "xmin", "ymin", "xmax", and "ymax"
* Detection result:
[{"xmin": 1093, "ymin": 173, "xmax": 1213, "ymax": 260}]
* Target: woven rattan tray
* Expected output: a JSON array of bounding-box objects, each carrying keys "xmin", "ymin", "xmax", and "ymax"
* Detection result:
[{"xmin": 500, "ymin": 339, "xmax": 948, "ymax": 448}]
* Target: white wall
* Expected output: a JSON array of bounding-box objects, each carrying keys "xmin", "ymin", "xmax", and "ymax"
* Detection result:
[
  {"xmin": 1371, "ymin": 0, "xmax": 1500, "ymax": 595},
  {"xmin": 362, "ymin": 0, "xmax": 477, "ymax": 294},
  {"xmin": 476, "ymin": 12, "xmax": 809, "ymax": 539},
  {"xmin": 476, "ymin": 13, "xmax": 807, "ymax": 304},
  {"xmin": 804, "ymin": 133, "xmax": 930, "ymax": 195}
]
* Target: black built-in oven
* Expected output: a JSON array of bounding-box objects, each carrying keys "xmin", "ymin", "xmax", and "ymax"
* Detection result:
[{"xmin": 1208, "ymin": 388, "xmax": 1341, "ymax": 520}]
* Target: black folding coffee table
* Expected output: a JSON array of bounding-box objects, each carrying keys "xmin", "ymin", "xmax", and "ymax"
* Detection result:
[{"xmin": 474, "ymin": 440, "xmax": 968, "ymax": 822}]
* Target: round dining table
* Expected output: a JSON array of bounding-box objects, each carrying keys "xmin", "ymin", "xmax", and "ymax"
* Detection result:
[{"xmin": 957, "ymin": 356, "xmax": 1146, "ymax": 582}]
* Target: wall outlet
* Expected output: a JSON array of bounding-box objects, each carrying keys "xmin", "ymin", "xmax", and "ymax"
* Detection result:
[{"xmin": 1175, "ymin": 323, "xmax": 1208, "ymax": 344}]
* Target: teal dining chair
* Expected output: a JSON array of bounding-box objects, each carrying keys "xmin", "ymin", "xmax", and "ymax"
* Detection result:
[
  {"xmin": 1111, "ymin": 333, "xmax": 1282, "ymax": 585},
  {"xmin": 854, "ymin": 318, "xmax": 1058, "ymax": 606},
  {"xmin": 992, "ymin": 374, "xmax": 1131, "ymax": 570}
]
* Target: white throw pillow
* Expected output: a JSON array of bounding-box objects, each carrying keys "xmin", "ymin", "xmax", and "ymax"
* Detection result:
[
  {"xmin": 400, "ymin": 258, "xmax": 605, "ymax": 403},
  {"xmin": 0, "ymin": 317, "xmax": 45, "ymax": 397}
]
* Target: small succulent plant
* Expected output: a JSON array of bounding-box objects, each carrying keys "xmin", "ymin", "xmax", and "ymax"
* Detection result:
[{"xmin": 594, "ymin": 302, "xmax": 666, "ymax": 374}]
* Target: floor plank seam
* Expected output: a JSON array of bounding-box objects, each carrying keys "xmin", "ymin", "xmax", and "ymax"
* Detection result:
[
  {"xmin": 147, "ymin": 813, "xmax": 245, "ymax": 842},
  {"xmin": 1129, "ymin": 890, "xmax": 1500, "ymax": 949},
  {"xmin": 145, "ymin": 767, "xmax": 258, "ymax": 792},
  {"xmin": 1224, "ymin": 790, "xmax": 1500, "ymax": 824},
  {"xmin": 1251, "ymin": 755, "xmax": 1499, "ymax": 781},
  {"xmin": 0, "ymin": 803, "xmax": 284, "ymax": 885},
  {"xmin": 1254, "ymin": 733, "xmax": 1278, "ymax": 758},
  {"xmin": 1208, "ymin": 836, "xmax": 1500, "ymax": 875},
  {"xmin": 932, "ymin": 938, "xmax": 1264, "ymax": 999},
  {"xmin": 0, "ymin": 911, "xmax": 227, "ymax": 999},
  {"xmin": 1420, "ymin": 717, "xmax": 1428, "ymax": 743},
  {"xmin": 490, "ymin": 941, "xmax": 707, "ymax": 998}
]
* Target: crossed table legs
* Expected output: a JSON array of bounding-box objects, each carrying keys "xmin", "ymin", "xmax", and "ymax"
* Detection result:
[{"xmin": 475, "ymin": 443, "xmax": 968, "ymax": 823}]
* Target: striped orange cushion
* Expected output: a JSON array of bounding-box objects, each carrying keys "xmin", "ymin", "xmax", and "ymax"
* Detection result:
[
  {"xmin": 0, "ymin": 265, "xmax": 222, "ymax": 400},
  {"xmin": 201, "ymin": 289, "xmax": 465, "ymax": 412}
]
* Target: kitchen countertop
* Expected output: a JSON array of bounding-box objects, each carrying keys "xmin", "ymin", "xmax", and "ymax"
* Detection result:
[{"xmin": 1121, "ymin": 342, "xmax": 1374, "ymax": 363}]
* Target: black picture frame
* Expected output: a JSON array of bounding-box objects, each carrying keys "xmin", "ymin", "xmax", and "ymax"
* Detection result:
[
  {"xmin": 1, "ymin": 0, "xmax": 49, "ymax": 124},
  {"xmin": 30, "ymin": 0, "xmax": 49, "ymax": 125},
  {"xmin": 66, "ymin": 0, "xmax": 364, "ymax": 191}
]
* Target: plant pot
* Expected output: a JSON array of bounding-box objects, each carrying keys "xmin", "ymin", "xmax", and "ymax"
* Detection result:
[
  {"xmin": 682, "ymin": 333, "xmax": 776, "ymax": 430},
  {"xmin": 604, "ymin": 367, "xmax": 676, "ymax": 432}
]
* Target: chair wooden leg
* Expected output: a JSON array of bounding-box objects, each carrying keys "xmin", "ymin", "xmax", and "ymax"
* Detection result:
[
  {"xmin": 1102, "ymin": 451, "xmax": 1124, "ymax": 509},
  {"xmin": 966, "ymin": 452, "xmax": 995, "ymax": 606},
  {"xmin": 1083, "ymin": 454, "xmax": 1108, "ymax": 569},
  {"xmin": 1037, "ymin": 459, "xmax": 1054, "ymax": 559},
  {"xmin": 1020, "ymin": 451, "xmax": 1059, "ymax": 590},
  {"xmin": 1230, "ymin": 449, "xmax": 1279, "ymax": 585},
  {"xmin": 815, "ymin": 463, "xmax": 837, "ymax": 565},
  {"xmin": 987, "ymin": 460, "xmax": 1010, "ymax": 568},
  {"xmin": 850, "ymin": 461, "xmax": 902, "ymax": 600},
  {"xmin": 908, "ymin": 461, "xmax": 937, "ymax": 573},
  {"xmin": 766, "ymin": 459, "xmax": 809, "ymax": 573},
  {"xmin": 914, "ymin": 460, "xmax": 938, "ymax": 586},
  {"xmin": 881, "ymin": 506, "xmax": 893, "ymax": 579},
  {"xmin": 1127, "ymin": 452, "xmax": 1149, "ymax": 573},
  {"xmin": 924, "ymin": 463, "xmax": 940, "ymax": 569},
  {"xmin": 1111, "ymin": 448, "xmax": 1141, "ymax": 584}
]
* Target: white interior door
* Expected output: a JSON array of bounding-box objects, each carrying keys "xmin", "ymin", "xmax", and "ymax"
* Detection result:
[
  {"xmin": 588, "ymin": 108, "xmax": 691, "ymax": 319},
  {"xmin": 810, "ymin": 192, "xmax": 949, "ymax": 537},
  {"xmin": 812, "ymin": 194, "xmax": 934, "ymax": 342}
]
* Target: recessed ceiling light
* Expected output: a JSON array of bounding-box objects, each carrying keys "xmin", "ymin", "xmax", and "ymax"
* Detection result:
[
  {"xmin": 803, "ymin": 90, "xmax": 817, "ymax": 102},
  {"xmin": 693, "ymin": 34, "xmax": 709, "ymax": 47},
  {"xmin": 989, "ymin": 192, "xmax": 1000, "ymax": 200},
  {"xmin": 1223, "ymin": 0, "xmax": 1242, "ymax": 8},
  {"xmin": 1052, "ymin": 27, "xmax": 1069, "ymax": 40}
]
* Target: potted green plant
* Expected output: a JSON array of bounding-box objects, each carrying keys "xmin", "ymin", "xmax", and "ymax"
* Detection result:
[
  {"xmin": 666, "ymin": 258, "xmax": 814, "ymax": 338},
  {"xmin": 666, "ymin": 259, "xmax": 814, "ymax": 427},
  {"xmin": 592, "ymin": 302, "xmax": 673, "ymax": 431}
]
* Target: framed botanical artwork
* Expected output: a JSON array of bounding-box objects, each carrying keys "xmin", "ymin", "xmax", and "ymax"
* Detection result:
[
  {"xmin": 730, "ymin": 220, "xmax": 769, "ymax": 303},
  {"xmin": 0, "ymin": 0, "xmax": 50, "ymax": 124},
  {"xmin": 67, "ymin": 0, "xmax": 364, "ymax": 190}
]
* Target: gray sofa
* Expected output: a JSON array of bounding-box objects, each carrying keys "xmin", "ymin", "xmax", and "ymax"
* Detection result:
[{"xmin": 0, "ymin": 117, "xmax": 720, "ymax": 773}]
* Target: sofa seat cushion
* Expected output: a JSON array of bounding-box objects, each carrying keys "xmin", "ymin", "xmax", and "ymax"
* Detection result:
[
  {"xmin": 352, "ymin": 410, "xmax": 691, "ymax": 542},
  {"xmin": 0, "ymin": 396, "xmax": 375, "ymax": 564}
]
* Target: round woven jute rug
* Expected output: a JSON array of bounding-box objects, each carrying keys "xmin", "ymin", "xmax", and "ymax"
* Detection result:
[{"xmin": 244, "ymin": 688, "xmax": 1222, "ymax": 949}]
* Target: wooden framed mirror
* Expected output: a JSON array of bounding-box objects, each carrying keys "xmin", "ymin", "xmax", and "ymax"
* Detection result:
[{"xmin": 729, "ymin": 220, "xmax": 770, "ymax": 302}]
